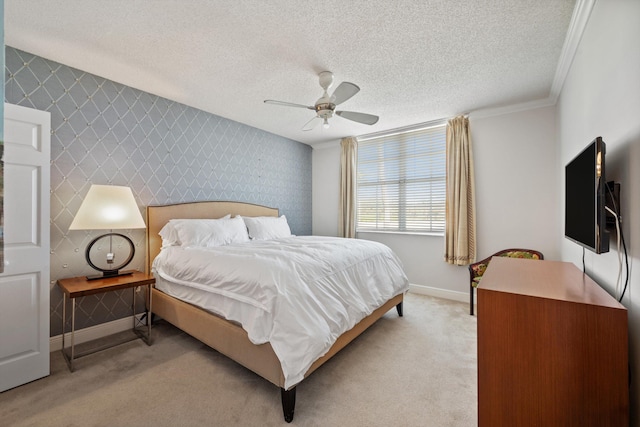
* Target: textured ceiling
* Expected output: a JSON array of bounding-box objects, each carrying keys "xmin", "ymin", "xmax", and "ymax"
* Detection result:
[{"xmin": 5, "ymin": 0, "xmax": 577, "ymax": 146}]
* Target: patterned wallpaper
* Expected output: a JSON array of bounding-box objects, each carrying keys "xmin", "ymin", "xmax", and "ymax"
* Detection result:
[{"xmin": 4, "ymin": 47, "xmax": 312, "ymax": 336}]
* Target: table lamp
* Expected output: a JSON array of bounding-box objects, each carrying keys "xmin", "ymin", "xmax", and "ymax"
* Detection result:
[{"xmin": 69, "ymin": 185, "xmax": 146, "ymax": 280}]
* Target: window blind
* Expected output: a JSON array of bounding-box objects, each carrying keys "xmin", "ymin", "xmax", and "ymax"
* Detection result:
[{"xmin": 357, "ymin": 124, "xmax": 446, "ymax": 233}]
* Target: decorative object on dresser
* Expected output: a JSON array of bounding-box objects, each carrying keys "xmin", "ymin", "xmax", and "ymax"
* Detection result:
[
  {"xmin": 477, "ymin": 257, "xmax": 628, "ymax": 426},
  {"xmin": 146, "ymin": 201, "xmax": 408, "ymax": 423},
  {"xmin": 468, "ymin": 248, "xmax": 543, "ymax": 315},
  {"xmin": 69, "ymin": 184, "xmax": 146, "ymax": 280}
]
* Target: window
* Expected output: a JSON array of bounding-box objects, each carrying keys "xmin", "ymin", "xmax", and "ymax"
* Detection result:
[{"xmin": 357, "ymin": 123, "xmax": 446, "ymax": 234}]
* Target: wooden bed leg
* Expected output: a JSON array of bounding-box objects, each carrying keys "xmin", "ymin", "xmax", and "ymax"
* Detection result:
[
  {"xmin": 281, "ymin": 387, "xmax": 296, "ymax": 423},
  {"xmin": 396, "ymin": 302, "xmax": 403, "ymax": 317}
]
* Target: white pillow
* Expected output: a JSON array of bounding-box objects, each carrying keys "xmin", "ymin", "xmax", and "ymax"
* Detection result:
[
  {"xmin": 159, "ymin": 215, "xmax": 250, "ymax": 247},
  {"xmin": 158, "ymin": 221, "xmax": 184, "ymax": 247},
  {"xmin": 241, "ymin": 215, "xmax": 292, "ymax": 240}
]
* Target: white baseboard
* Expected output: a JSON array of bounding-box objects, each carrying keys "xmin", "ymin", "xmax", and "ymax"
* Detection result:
[
  {"xmin": 409, "ymin": 283, "xmax": 468, "ymax": 303},
  {"xmin": 50, "ymin": 315, "xmax": 138, "ymax": 352}
]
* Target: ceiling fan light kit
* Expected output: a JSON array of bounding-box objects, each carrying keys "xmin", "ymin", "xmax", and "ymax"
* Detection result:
[{"xmin": 264, "ymin": 71, "xmax": 379, "ymax": 131}]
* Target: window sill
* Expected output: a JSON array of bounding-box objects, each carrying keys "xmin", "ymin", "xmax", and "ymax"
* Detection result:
[{"xmin": 356, "ymin": 230, "xmax": 444, "ymax": 237}]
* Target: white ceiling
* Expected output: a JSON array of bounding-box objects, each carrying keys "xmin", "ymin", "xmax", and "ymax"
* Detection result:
[{"xmin": 5, "ymin": 0, "xmax": 577, "ymax": 146}]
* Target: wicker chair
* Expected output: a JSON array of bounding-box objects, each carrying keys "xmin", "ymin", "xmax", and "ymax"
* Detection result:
[{"xmin": 468, "ymin": 248, "xmax": 544, "ymax": 315}]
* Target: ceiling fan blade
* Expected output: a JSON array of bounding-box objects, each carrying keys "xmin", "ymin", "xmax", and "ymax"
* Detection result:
[
  {"xmin": 302, "ymin": 116, "xmax": 322, "ymax": 131},
  {"xmin": 264, "ymin": 100, "xmax": 314, "ymax": 110},
  {"xmin": 336, "ymin": 111, "xmax": 379, "ymax": 125},
  {"xmin": 331, "ymin": 82, "xmax": 360, "ymax": 105}
]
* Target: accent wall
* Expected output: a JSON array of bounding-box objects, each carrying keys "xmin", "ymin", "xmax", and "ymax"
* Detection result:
[{"xmin": 4, "ymin": 47, "xmax": 312, "ymax": 336}]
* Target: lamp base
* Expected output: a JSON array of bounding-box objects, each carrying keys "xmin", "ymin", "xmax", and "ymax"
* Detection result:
[
  {"xmin": 84, "ymin": 232, "xmax": 137, "ymax": 281},
  {"xmin": 86, "ymin": 269, "xmax": 135, "ymax": 281}
]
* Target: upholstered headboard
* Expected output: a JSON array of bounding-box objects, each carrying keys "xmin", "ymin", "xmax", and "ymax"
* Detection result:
[{"xmin": 145, "ymin": 201, "xmax": 279, "ymax": 274}]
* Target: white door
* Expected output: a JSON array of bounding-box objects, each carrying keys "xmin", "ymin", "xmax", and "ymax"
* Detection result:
[{"xmin": 0, "ymin": 103, "xmax": 51, "ymax": 392}]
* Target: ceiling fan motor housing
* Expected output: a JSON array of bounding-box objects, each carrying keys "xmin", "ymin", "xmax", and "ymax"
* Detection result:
[{"xmin": 315, "ymin": 102, "xmax": 335, "ymax": 118}]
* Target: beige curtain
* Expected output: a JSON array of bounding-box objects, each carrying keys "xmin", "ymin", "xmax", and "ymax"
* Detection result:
[
  {"xmin": 444, "ymin": 116, "xmax": 476, "ymax": 265},
  {"xmin": 339, "ymin": 136, "xmax": 358, "ymax": 238}
]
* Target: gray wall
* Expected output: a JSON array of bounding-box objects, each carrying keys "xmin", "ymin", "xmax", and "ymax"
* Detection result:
[
  {"xmin": 556, "ymin": 1, "xmax": 640, "ymax": 423},
  {"xmin": 312, "ymin": 105, "xmax": 559, "ymax": 299},
  {"xmin": 0, "ymin": 0, "xmax": 4, "ymax": 274},
  {"xmin": 4, "ymin": 47, "xmax": 312, "ymax": 336}
]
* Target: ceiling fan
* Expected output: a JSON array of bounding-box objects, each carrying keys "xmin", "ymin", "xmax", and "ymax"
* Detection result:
[{"xmin": 264, "ymin": 71, "xmax": 379, "ymax": 131}]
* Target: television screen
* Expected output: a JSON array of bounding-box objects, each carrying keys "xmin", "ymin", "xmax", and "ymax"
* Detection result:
[{"xmin": 565, "ymin": 137, "xmax": 609, "ymax": 254}]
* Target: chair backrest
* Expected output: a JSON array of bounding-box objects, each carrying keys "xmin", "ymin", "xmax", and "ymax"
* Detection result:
[
  {"xmin": 494, "ymin": 248, "xmax": 544, "ymax": 261},
  {"xmin": 469, "ymin": 248, "xmax": 544, "ymax": 284}
]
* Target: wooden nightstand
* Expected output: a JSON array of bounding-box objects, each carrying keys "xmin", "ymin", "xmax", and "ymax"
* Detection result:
[{"xmin": 57, "ymin": 271, "xmax": 154, "ymax": 371}]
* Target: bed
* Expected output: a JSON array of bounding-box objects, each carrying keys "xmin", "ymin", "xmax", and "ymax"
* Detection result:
[{"xmin": 145, "ymin": 201, "xmax": 408, "ymax": 422}]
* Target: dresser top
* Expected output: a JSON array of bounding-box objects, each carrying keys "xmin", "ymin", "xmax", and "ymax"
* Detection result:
[{"xmin": 479, "ymin": 257, "xmax": 625, "ymax": 310}]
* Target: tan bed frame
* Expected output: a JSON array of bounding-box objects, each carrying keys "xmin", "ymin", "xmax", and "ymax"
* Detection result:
[{"xmin": 146, "ymin": 201, "xmax": 404, "ymax": 423}]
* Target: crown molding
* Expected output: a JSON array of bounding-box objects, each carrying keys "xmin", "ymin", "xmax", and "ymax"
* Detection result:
[
  {"xmin": 549, "ymin": 0, "xmax": 596, "ymax": 102},
  {"xmin": 469, "ymin": 97, "xmax": 556, "ymax": 120}
]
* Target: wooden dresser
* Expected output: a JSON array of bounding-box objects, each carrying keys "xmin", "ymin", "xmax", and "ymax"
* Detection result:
[{"xmin": 477, "ymin": 257, "xmax": 629, "ymax": 426}]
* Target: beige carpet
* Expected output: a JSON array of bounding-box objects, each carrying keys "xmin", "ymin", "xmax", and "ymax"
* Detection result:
[{"xmin": 0, "ymin": 292, "xmax": 477, "ymax": 427}]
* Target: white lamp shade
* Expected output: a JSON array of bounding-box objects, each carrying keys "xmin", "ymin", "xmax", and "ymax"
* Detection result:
[{"xmin": 69, "ymin": 185, "xmax": 146, "ymax": 230}]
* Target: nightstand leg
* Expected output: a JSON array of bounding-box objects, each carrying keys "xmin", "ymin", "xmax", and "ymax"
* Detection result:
[
  {"xmin": 61, "ymin": 293, "xmax": 66, "ymax": 361},
  {"xmin": 132, "ymin": 285, "xmax": 152, "ymax": 345},
  {"xmin": 61, "ymin": 294, "xmax": 76, "ymax": 372},
  {"xmin": 70, "ymin": 300, "xmax": 76, "ymax": 370},
  {"xmin": 147, "ymin": 283, "xmax": 152, "ymax": 342},
  {"xmin": 132, "ymin": 286, "xmax": 136, "ymax": 328}
]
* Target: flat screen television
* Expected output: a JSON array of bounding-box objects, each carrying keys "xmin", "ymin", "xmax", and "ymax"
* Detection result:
[{"xmin": 565, "ymin": 136, "xmax": 609, "ymax": 254}]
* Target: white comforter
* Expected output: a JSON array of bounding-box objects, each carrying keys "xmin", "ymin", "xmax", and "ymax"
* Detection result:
[{"xmin": 152, "ymin": 236, "xmax": 409, "ymax": 389}]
